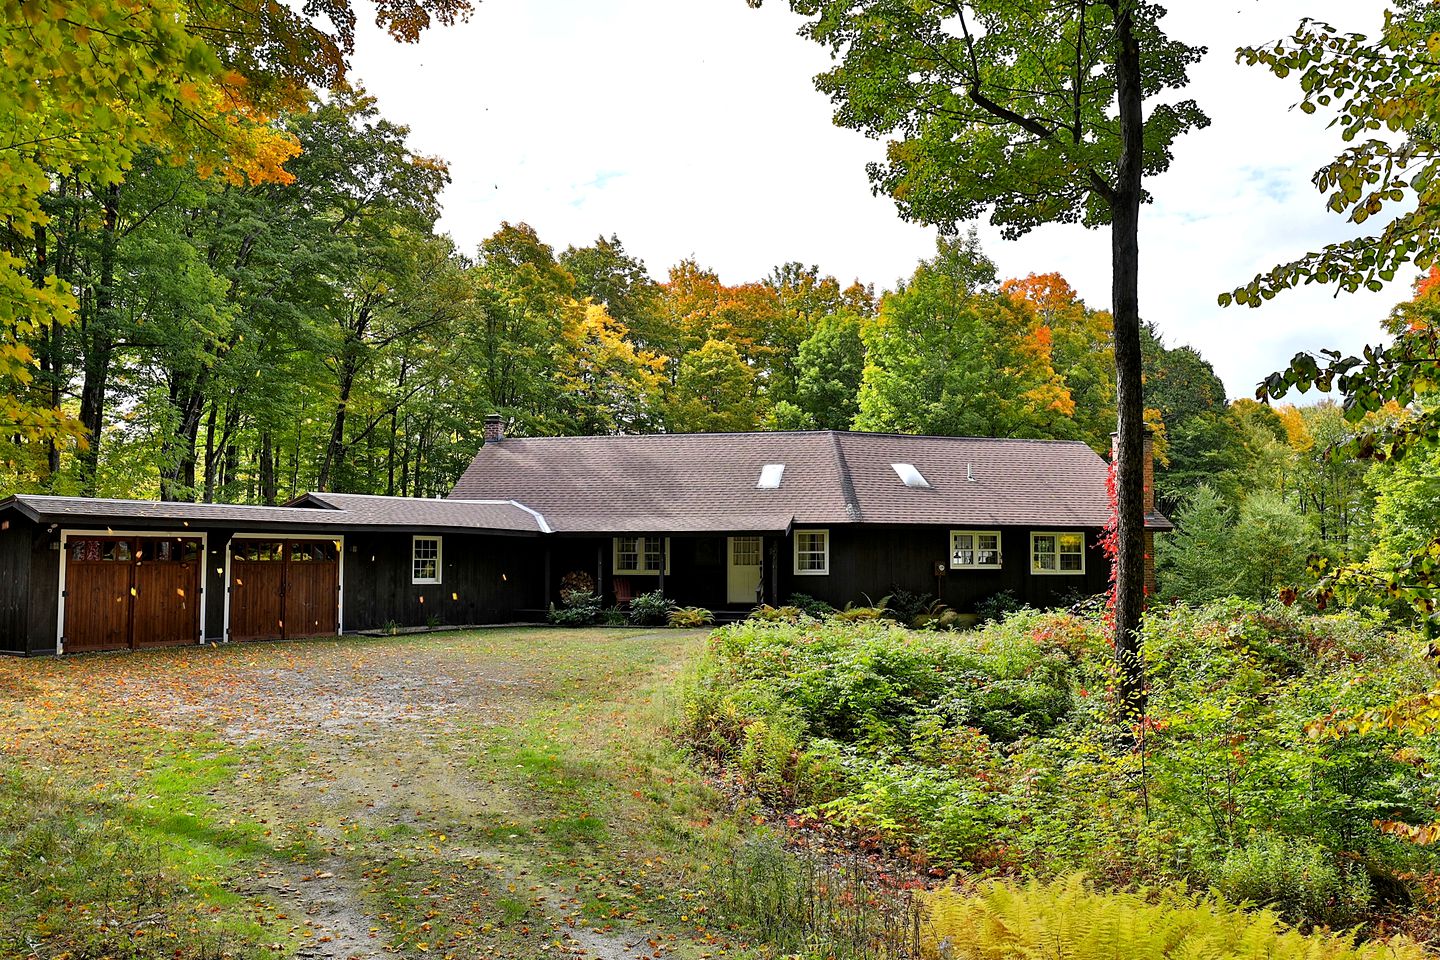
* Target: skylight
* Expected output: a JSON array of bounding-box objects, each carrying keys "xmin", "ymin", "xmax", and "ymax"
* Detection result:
[
  {"xmin": 757, "ymin": 464, "xmax": 785, "ymax": 489},
  {"xmin": 891, "ymin": 463, "xmax": 931, "ymax": 488}
]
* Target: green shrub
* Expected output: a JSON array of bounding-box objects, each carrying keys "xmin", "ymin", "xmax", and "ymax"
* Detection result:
[
  {"xmin": 832, "ymin": 598, "xmax": 890, "ymax": 622},
  {"xmin": 668, "ymin": 605, "xmax": 715, "ymax": 628},
  {"xmin": 885, "ymin": 587, "xmax": 936, "ymax": 626},
  {"xmin": 1204, "ymin": 834, "xmax": 1375, "ymax": 929},
  {"xmin": 918, "ymin": 875, "xmax": 1424, "ymax": 960},
  {"xmin": 975, "ymin": 589, "xmax": 1023, "ymax": 623},
  {"xmin": 550, "ymin": 570, "xmax": 602, "ymax": 625},
  {"xmin": 628, "ymin": 589, "xmax": 674, "ymax": 626},
  {"xmin": 548, "ymin": 589, "xmax": 600, "ymax": 625},
  {"xmin": 599, "ymin": 605, "xmax": 628, "ymax": 626},
  {"xmin": 786, "ymin": 593, "xmax": 837, "ymax": 618},
  {"xmin": 678, "ymin": 603, "xmax": 1440, "ymax": 928},
  {"xmin": 749, "ymin": 604, "xmax": 809, "ymax": 623}
]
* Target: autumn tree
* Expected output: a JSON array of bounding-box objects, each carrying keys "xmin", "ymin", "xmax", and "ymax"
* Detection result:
[
  {"xmin": 855, "ymin": 235, "xmax": 1074, "ymax": 438},
  {"xmin": 1003, "ymin": 273, "xmax": 1115, "ymax": 449},
  {"xmin": 664, "ymin": 339, "xmax": 762, "ymax": 433},
  {"xmin": 788, "ymin": 313, "xmax": 867, "ymax": 430},
  {"xmin": 0, "ymin": 0, "xmax": 469, "ymax": 451},
  {"xmin": 560, "ymin": 235, "xmax": 667, "ymax": 353},
  {"xmin": 753, "ymin": 0, "xmax": 1208, "ymax": 716}
]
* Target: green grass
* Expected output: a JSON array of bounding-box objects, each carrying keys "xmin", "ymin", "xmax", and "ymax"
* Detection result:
[{"xmin": 0, "ymin": 626, "xmax": 794, "ymax": 960}]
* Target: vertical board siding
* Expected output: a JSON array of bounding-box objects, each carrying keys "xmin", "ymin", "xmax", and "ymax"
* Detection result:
[
  {"xmin": 776, "ymin": 526, "xmax": 1109, "ymax": 612},
  {"xmin": 342, "ymin": 532, "xmax": 544, "ymax": 631},
  {"xmin": 0, "ymin": 522, "xmax": 31, "ymax": 654}
]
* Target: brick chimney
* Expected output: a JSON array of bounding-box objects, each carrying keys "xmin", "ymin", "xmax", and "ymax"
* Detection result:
[
  {"xmin": 483, "ymin": 413, "xmax": 505, "ymax": 445},
  {"xmin": 1110, "ymin": 427, "xmax": 1156, "ymax": 600}
]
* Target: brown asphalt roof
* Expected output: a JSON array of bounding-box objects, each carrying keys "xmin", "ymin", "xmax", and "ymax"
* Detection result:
[
  {"xmin": 1, "ymin": 493, "xmax": 544, "ymax": 534},
  {"xmin": 448, "ymin": 430, "xmax": 1171, "ymax": 534}
]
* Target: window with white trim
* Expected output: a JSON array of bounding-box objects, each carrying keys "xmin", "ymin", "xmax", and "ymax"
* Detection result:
[
  {"xmin": 1031, "ymin": 532, "xmax": 1085, "ymax": 575},
  {"xmin": 793, "ymin": 529, "xmax": 829, "ymax": 575},
  {"xmin": 412, "ymin": 536, "xmax": 442, "ymax": 584},
  {"xmin": 613, "ymin": 536, "xmax": 670, "ymax": 575},
  {"xmin": 950, "ymin": 530, "xmax": 1002, "ymax": 569}
]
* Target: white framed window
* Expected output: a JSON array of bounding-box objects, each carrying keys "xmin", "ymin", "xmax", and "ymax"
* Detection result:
[
  {"xmin": 613, "ymin": 536, "xmax": 670, "ymax": 575},
  {"xmin": 793, "ymin": 529, "xmax": 829, "ymax": 575},
  {"xmin": 1031, "ymin": 532, "xmax": 1085, "ymax": 575},
  {"xmin": 950, "ymin": 530, "xmax": 1002, "ymax": 570},
  {"xmin": 412, "ymin": 535, "xmax": 442, "ymax": 584}
]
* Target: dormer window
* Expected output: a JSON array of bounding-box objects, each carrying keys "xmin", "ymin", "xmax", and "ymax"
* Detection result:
[
  {"xmin": 891, "ymin": 463, "xmax": 930, "ymax": 488},
  {"xmin": 757, "ymin": 464, "xmax": 785, "ymax": 489}
]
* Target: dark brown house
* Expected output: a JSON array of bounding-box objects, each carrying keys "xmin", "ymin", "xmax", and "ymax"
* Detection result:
[
  {"xmin": 450, "ymin": 425, "xmax": 1169, "ymax": 614},
  {"xmin": 0, "ymin": 426, "xmax": 1168, "ymax": 656}
]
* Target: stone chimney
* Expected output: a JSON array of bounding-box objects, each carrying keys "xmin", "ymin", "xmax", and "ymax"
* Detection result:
[
  {"xmin": 483, "ymin": 413, "xmax": 505, "ymax": 445},
  {"xmin": 1110, "ymin": 427, "xmax": 1157, "ymax": 600}
]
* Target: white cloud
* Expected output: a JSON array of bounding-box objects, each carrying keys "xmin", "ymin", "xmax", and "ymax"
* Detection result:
[{"xmin": 349, "ymin": 0, "xmax": 1408, "ymax": 398}]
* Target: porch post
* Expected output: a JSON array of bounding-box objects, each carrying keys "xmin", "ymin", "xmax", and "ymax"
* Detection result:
[
  {"xmin": 596, "ymin": 544, "xmax": 603, "ymax": 602},
  {"xmin": 543, "ymin": 546, "xmax": 552, "ymax": 606},
  {"xmin": 658, "ymin": 536, "xmax": 666, "ymax": 596},
  {"xmin": 769, "ymin": 538, "xmax": 779, "ymax": 605}
]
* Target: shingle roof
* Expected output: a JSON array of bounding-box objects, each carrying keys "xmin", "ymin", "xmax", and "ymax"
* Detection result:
[
  {"xmin": 294, "ymin": 493, "xmax": 547, "ymax": 532},
  {"xmin": 448, "ymin": 431, "xmax": 1170, "ymax": 533},
  {"xmin": 1, "ymin": 493, "xmax": 545, "ymax": 534}
]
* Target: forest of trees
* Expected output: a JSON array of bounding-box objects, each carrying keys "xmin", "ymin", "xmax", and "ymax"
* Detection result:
[
  {"xmin": 0, "ymin": 79, "xmax": 1417, "ymax": 609},
  {"xmin": 0, "ymin": 84, "xmax": 1127, "ymax": 503}
]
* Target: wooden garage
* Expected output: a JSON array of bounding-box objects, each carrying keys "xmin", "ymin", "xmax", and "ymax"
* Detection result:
[
  {"xmin": 62, "ymin": 534, "xmax": 204, "ymax": 653},
  {"xmin": 228, "ymin": 538, "xmax": 341, "ymax": 641},
  {"xmin": 0, "ymin": 493, "xmax": 549, "ymax": 656}
]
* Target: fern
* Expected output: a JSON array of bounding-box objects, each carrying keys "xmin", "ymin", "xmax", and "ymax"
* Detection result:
[{"xmin": 919, "ymin": 875, "xmax": 1426, "ymax": 960}]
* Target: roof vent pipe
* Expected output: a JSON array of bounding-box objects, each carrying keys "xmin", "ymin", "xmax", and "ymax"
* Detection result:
[
  {"xmin": 483, "ymin": 413, "xmax": 505, "ymax": 444},
  {"xmin": 967, "ymin": 462, "xmax": 976, "ymax": 482}
]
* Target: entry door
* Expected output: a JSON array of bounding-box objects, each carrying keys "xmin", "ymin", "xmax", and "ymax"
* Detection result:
[
  {"xmin": 727, "ymin": 536, "xmax": 763, "ymax": 605},
  {"xmin": 229, "ymin": 539, "xmax": 339, "ymax": 641}
]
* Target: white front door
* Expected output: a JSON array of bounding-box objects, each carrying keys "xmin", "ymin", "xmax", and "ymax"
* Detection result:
[{"xmin": 727, "ymin": 536, "xmax": 763, "ymax": 605}]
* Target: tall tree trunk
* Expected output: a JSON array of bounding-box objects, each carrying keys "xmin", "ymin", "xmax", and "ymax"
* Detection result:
[
  {"xmin": 1109, "ymin": 0, "xmax": 1147, "ymax": 721},
  {"xmin": 76, "ymin": 183, "xmax": 121, "ymax": 496},
  {"xmin": 259, "ymin": 429, "xmax": 278, "ymax": 505},
  {"xmin": 160, "ymin": 370, "xmax": 207, "ymax": 501},
  {"xmin": 317, "ymin": 358, "xmax": 356, "ymax": 492},
  {"xmin": 202, "ymin": 400, "xmax": 219, "ymax": 502},
  {"xmin": 30, "ymin": 219, "xmax": 64, "ymax": 482},
  {"xmin": 222, "ymin": 402, "xmax": 241, "ymax": 496}
]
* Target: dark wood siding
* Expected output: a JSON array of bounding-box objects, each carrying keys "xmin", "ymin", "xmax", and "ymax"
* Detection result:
[
  {"xmin": 342, "ymin": 532, "xmax": 545, "ymax": 631},
  {"xmin": 560, "ymin": 526, "xmax": 1108, "ymax": 614},
  {"xmin": 0, "ymin": 520, "xmax": 33, "ymax": 654},
  {"xmin": 776, "ymin": 525, "xmax": 1109, "ymax": 611},
  {"xmin": 29, "ymin": 529, "xmax": 59, "ymax": 655}
]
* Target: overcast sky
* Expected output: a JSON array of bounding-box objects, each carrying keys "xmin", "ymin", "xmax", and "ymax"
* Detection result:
[{"xmin": 349, "ymin": 0, "xmax": 1402, "ymax": 400}]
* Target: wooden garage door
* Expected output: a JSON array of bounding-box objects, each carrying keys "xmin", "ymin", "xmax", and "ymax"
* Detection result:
[
  {"xmin": 64, "ymin": 537, "xmax": 202, "ymax": 653},
  {"xmin": 230, "ymin": 540, "xmax": 285, "ymax": 641},
  {"xmin": 229, "ymin": 539, "xmax": 339, "ymax": 642}
]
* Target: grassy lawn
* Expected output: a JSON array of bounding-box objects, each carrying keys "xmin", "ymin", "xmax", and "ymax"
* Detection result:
[{"xmin": 0, "ymin": 628, "xmax": 762, "ymax": 960}]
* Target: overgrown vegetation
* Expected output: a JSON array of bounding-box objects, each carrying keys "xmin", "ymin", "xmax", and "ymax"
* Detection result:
[
  {"xmin": 917, "ymin": 875, "xmax": 1428, "ymax": 960},
  {"xmin": 680, "ymin": 603, "xmax": 1440, "ymax": 934}
]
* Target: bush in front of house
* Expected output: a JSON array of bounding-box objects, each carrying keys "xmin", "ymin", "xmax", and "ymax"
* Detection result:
[
  {"xmin": 668, "ymin": 606, "xmax": 715, "ymax": 628},
  {"xmin": 550, "ymin": 570, "xmax": 601, "ymax": 625},
  {"xmin": 678, "ymin": 601, "xmax": 1440, "ymax": 931},
  {"xmin": 628, "ymin": 589, "xmax": 674, "ymax": 626}
]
